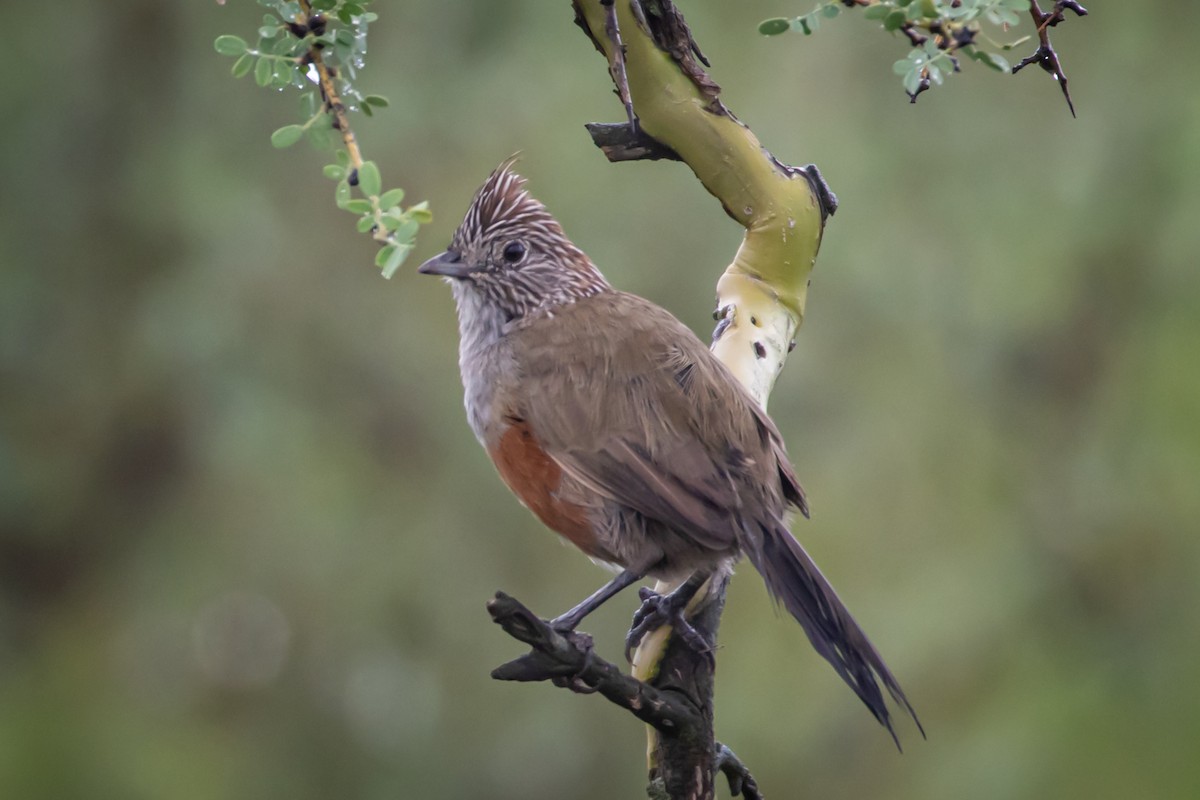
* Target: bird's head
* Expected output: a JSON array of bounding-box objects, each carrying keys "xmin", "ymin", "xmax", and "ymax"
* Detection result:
[{"xmin": 418, "ymin": 158, "xmax": 609, "ymax": 323}]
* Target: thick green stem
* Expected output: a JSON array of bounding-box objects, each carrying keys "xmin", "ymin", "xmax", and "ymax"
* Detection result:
[{"xmin": 576, "ymin": 0, "xmax": 825, "ymax": 404}]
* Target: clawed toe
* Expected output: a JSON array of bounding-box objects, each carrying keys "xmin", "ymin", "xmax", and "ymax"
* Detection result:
[{"xmin": 624, "ymin": 587, "xmax": 712, "ymax": 663}]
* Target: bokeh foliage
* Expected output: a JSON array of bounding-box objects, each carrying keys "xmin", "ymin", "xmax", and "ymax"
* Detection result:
[{"xmin": 1, "ymin": 2, "xmax": 1199, "ymax": 799}]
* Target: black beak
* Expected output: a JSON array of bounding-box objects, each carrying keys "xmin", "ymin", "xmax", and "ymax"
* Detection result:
[{"xmin": 417, "ymin": 250, "xmax": 476, "ymax": 279}]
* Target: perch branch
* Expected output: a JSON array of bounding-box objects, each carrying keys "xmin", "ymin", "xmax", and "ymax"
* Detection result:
[{"xmin": 486, "ymin": 592, "xmax": 703, "ymax": 733}]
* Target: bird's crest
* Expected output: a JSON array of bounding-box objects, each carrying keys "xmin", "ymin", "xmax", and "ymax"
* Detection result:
[{"xmin": 454, "ymin": 156, "xmax": 563, "ymax": 249}]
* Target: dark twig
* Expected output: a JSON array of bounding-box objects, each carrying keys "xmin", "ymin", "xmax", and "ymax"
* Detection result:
[
  {"xmin": 487, "ymin": 592, "xmax": 704, "ymax": 733},
  {"xmin": 1012, "ymin": 0, "xmax": 1089, "ymax": 117},
  {"xmin": 487, "ymin": 583, "xmax": 761, "ymax": 800},
  {"xmin": 585, "ymin": 122, "xmax": 682, "ymax": 162},
  {"xmin": 600, "ymin": 0, "xmax": 637, "ymax": 131}
]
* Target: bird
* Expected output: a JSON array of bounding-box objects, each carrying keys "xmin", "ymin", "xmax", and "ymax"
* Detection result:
[{"xmin": 418, "ymin": 158, "xmax": 921, "ymax": 744}]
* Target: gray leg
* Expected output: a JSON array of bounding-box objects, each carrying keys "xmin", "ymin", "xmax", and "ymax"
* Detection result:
[{"xmin": 549, "ymin": 568, "xmax": 643, "ymax": 630}]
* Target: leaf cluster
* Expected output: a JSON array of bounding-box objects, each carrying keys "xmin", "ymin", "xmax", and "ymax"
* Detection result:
[
  {"xmin": 214, "ymin": 0, "xmax": 430, "ymax": 278},
  {"xmin": 759, "ymin": 0, "xmax": 1035, "ymax": 102},
  {"xmin": 326, "ymin": 155, "xmax": 432, "ymax": 279}
]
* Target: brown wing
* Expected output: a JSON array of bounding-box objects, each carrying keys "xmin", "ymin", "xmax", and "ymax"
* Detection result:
[{"xmin": 508, "ymin": 291, "xmax": 800, "ymax": 553}]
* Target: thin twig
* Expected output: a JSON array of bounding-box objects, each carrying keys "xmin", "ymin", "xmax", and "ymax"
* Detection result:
[
  {"xmin": 600, "ymin": 0, "xmax": 637, "ymax": 131},
  {"xmin": 1012, "ymin": 0, "xmax": 1088, "ymax": 117},
  {"xmin": 296, "ymin": 0, "xmax": 364, "ymax": 169}
]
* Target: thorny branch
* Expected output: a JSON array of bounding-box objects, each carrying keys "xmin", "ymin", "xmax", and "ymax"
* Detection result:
[
  {"xmin": 1012, "ymin": 0, "xmax": 1088, "ymax": 117},
  {"xmin": 839, "ymin": 0, "xmax": 1086, "ymax": 111}
]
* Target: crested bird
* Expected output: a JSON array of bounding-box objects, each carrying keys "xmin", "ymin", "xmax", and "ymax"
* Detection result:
[{"xmin": 419, "ymin": 159, "xmax": 921, "ymax": 743}]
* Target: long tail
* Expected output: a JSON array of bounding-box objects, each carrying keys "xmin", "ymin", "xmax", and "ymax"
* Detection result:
[{"xmin": 747, "ymin": 523, "xmax": 923, "ymax": 749}]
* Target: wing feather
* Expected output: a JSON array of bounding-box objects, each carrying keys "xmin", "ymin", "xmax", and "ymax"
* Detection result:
[{"xmin": 508, "ymin": 292, "xmax": 798, "ymax": 553}]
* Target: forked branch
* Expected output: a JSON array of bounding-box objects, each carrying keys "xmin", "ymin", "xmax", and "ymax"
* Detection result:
[{"xmin": 1013, "ymin": 0, "xmax": 1089, "ymax": 117}]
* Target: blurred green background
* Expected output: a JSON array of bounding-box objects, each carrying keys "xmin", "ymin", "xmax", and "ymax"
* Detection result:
[{"xmin": 3, "ymin": 2, "xmax": 1198, "ymax": 798}]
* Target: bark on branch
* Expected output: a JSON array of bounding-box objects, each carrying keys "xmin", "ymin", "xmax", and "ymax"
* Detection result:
[
  {"xmin": 487, "ymin": 592, "xmax": 702, "ymax": 733},
  {"xmin": 488, "ymin": 581, "xmax": 764, "ymax": 799}
]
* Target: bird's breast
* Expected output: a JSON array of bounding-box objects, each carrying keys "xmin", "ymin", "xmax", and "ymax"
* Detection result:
[{"xmin": 486, "ymin": 417, "xmax": 604, "ymax": 558}]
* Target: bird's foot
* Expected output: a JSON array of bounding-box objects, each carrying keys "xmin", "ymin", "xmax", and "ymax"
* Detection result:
[
  {"xmin": 625, "ymin": 584, "xmax": 711, "ymax": 663},
  {"xmin": 546, "ymin": 613, "xmax": 579, "ymax": 633},
  {"xmin": 715, "ymin": 742, "xmax": 763, "ymax": 800}
]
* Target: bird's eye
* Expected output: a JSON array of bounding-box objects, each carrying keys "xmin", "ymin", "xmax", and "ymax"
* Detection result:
[{"xmin": 502, "ymin": 241, "xmax": 526, "ymax": 264}]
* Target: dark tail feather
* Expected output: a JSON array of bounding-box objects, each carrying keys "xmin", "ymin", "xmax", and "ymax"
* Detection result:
[{"xmin": 747, "ymin": 524, "xmax": 923, "ymax": 749}]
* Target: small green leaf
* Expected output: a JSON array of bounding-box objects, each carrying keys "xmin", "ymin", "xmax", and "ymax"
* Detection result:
[
  {"xmin": 323, "ymin": 164, "xmax": 346, "ymax": 180},
  {"xmin": 356, "ymin": 215, "xmax": 376, "ymax": 233},
  {"xmin": 358, "ymin": 161, "xmax": 382, "ymax": 197},
  {"xmin": 271, "ymin": 62, "xmax": 295, "ymax": 89},
  {"xmin": 758, "ymin": 18, "xmax": 791, "ymax": 36},
  {"xmin": 903, "ymin": 68, "xmax": 923, "ymax": 95},
  {"xmin": 361, "ymin": 104, "xmax": 374, "ymax": 117},
  {"xmin": 884, "ymin": 10, "xmax": 907, "ymax": 31},
  {"xmin": 299, "ymin": 91, "xmax": 318, "ymax": 118},
  {"xmin": 378, "ymin": 188, "xmax": 406, "ymax": 209},
  {"xmin": 345, "ymin": 199, "xmax": 373, "ymax": 214},
  {"xmin": 893, "ymin": 52, "xmax": 917, "ymax": 75},
  {"xmin": 374, "ymin": 244, "xmax": 396, "ymax": 268},
  {"xmin": 364, "ymin": 95, "xmax": 389, "ymax": 108},
  {"xmin": 381, "ymin": 244, "xmax": 412, "ymax": 279},
  {"xmin": 408, "ymin": 201, "xmax": 432, "ymax": 225},
  {"xmin": 254, "ymin": 57, "xmax": 273, "ymax": 87},
  {"xmin": 864, "ymin": 5, "xmax": 890, "ymax": 20},
  {"xmin": 307, "ymin": 125, "xmax": 333, "ymax": 150},
  {"xmin": 270, "ymin": 125, "xmax": 305, "ymax": 148},
  {"xmin": 214, "ymin": 35, "xmax": 249, "ymax": 56},
  {"xmin": 335, "ymin": 180, "xmax": 351, "ymax": 209},
  {"xmin": 971, "ymin": 49, "xmax": 1010, "ymax": 72},
  {"xmin": 231, "ymin": 53, "xmax": 254, "ymax": 78},
  {"xmin": 393, "ymin": 218, "xmax": 420, "ymax": 242},
  {"xmin": 821, "ymin": 4, "xmax": 840, "ymax": 19}
]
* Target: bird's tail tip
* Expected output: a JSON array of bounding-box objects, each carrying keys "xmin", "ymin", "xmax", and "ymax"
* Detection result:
[{"xmin": 750, "ymin": 523, "xmax": 922, "ymax": 748}]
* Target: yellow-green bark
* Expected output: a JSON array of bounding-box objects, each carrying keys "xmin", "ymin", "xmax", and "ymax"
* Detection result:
[
  {"xmin": 576, "ymin": 2, "xmax": 829, "ymax": 786},
  {"xmin": 576, "ymin": 0, "xmax": 825, "ymax": 405}
]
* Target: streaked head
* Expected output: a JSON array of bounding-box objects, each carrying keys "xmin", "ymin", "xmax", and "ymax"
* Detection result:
[{"xmin": 418, "ymin": 159, "xmax": 609, "ymax": 322}]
